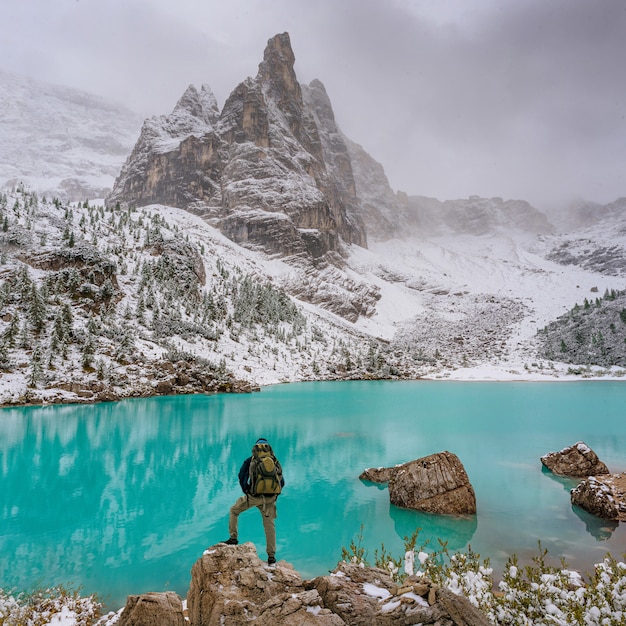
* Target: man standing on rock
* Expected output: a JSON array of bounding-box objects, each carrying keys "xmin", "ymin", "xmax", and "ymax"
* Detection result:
[{"xmin": 222, "ymin": 438, "xmax": 284, "ymax": 565}]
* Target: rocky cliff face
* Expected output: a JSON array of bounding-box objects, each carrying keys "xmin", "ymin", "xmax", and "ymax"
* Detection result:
[{"xmin": 107, "ymin": 33, "xmax": 369, "ymax": 263}]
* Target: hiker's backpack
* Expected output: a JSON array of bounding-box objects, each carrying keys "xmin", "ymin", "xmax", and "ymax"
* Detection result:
[{"xmin": 249, "ymin": 442, "xmax": 282, "ymax": 496}]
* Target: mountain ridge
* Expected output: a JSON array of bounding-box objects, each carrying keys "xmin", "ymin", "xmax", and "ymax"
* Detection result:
[
  {"xmin": 108, "ymin": 35, "xmax": 371, "ymax": 272},
  {"xmin": 1, "ymin": 33, "xmax": 626, "ymax": 405}
]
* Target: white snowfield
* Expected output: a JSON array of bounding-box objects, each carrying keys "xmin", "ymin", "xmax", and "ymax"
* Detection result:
[
  {"xmin": 347, "ymin": 225, "xmax": 623, "ymax": 381},
  {"xmin": 163, "ymin": 199, "xmax": 626, "ymax": 384}
]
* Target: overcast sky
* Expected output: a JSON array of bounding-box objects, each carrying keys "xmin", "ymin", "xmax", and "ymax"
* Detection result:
[{"xmin": 1, "ymin": 0, "xmax": 625, "ymax": 209}]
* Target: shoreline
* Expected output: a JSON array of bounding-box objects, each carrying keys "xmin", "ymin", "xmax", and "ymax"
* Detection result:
[{"xmin": 2, "ymin": 363, "xmax": 625, "ymax": 409}]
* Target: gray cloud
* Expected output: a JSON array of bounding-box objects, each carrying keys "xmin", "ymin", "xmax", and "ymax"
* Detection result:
[{"xmin": 1, "ymin": 0, "xmax": 624, "ymax": 208}]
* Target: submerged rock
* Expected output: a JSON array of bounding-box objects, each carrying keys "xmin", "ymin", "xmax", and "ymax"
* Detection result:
[
  {"xmin": 361, "ymin": 451, "xmax": 477, "ymax": 515},
  {"xmin": 541, "ymin": 441, "xmax": 609, "ymax": 477},
  {"xmin": 570, "ymin": 472, "xmax": 626, "ymax": 521}
]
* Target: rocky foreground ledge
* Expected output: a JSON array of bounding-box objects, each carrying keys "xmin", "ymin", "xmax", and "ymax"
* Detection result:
[{"xmin": 118, "ymin": 542, "xmax": 489, "ymax": 626}]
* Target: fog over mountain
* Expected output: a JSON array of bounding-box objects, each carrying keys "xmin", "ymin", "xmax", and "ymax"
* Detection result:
[
  {"xmin": 0, "ymin": 70, "xmax": 142, "ymax": 202},
  {"xmin": 1, "ymin": 32, "xmax": 625, "ymax": 406},
  {"xmin": 2, "ymin": 0, "xmax": 625, "ymax": 209}
]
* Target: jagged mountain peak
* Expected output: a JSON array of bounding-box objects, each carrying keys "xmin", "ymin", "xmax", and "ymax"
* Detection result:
[
  {"xmin": 256, "ymin": 32, "xmax": 307, "ymax": 147},
  {"xmin": 108, "ymin": 32, "xmax": 369, "ymax": 255},
  {"xmin": 173, "ymin": 84, "xmax": 219, "ymax": 125},
  {"xmin": 257, "ymin": 32, "xmax": 298, "ymax": 89}
]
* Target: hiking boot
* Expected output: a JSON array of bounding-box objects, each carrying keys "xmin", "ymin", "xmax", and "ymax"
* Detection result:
[
  {"xmin": 222, "ymin": 537, "xmax": 238, "ymax": 545},
  {"xmin": 268, "ymin": 555, "xmax": 276, "ymax": 565}
]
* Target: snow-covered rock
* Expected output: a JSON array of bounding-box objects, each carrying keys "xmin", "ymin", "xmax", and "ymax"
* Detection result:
[
  {"xmin": 541, "ymin": 441, "xmax": 610, "ymax": 477},
  {"xmin": 187, "ymin": 543, "xmax": 490, "ymax": 625},
  {"xmin": 571, "ymin": 473, "xmax": 626, "ymax": 521}
]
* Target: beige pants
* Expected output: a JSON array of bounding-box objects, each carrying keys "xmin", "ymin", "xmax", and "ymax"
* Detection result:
[{"xmin": 228, "ymin": 494, "xmax": 277, "ymax": 556}]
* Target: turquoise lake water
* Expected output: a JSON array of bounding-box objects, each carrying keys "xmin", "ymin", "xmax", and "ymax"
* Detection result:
[{"xmin": 1, "ymin": 380, "xmax": 625, "ymax": 609}]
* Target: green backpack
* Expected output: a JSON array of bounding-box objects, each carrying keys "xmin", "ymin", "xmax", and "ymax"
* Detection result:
[{"xmin": 249, "ymin": 442, "xmax": 282, "ymax": 496}]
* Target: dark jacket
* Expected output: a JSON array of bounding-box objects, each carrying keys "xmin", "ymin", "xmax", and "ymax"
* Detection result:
[
  {"xmin": 238, "ymin": 457, "xmax": 253, "ymax": 494},
  {"xmin": 238, "ymin": 456, "xmax": 285, "ymax": 494}
]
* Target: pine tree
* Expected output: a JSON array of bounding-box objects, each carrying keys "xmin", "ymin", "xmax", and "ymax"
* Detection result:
[
  {"xmin": 0, "ymin": 341, "xmax": 10, "ymax": 370},
  {"xmin": 2, "ymin": 313, "xmax": 19, "ymax": 348},
  {"xmin": 113, "ymin": 325, "xmax": 135, "ymax": 362},
  {"xmin": 0, "ymin": 281, "xmax": 9, "ymax": 310},
  {"xmin": 81, "ymin": 333, "xmax": 96, "ymax": 370},
  {"xmin": 99, "ymin": 279, "xmax": 114, "ymax": 301},
  {"xmin": 28, "ymin": 346, "xmax": 43, "ymax": 387},
  {"xmin": 16, "ymin": 265, "xmax": 32, "ymax": 301},
  {"xmin": 62, "ymin": 303, "xmax": 74, "ymax": 332},
  {"xmin": 136, "ymin": 294, "xmax": 146, "ymax": 324},
  {"xmin": 18, "ymin": 319, "xmax": 31, "ymax": 350},
  {"xmin": 28, "ymin": 284, "xmax": 47, "ymax": 335},
  {"xmin": 50, "ymin": 308, "xmax": 69, "ymax": 357}
]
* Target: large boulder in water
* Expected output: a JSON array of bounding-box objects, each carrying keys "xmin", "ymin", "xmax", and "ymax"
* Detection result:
[
  {"xmin": 360, "ymin": 451, "xmax": 477, "ymax": 515},
  {"xmin": 540, "ymin": 441, "xmax": 609, "ymax": 477},
  {"xmin": 389, "ymin": 451, "xmax": 477, "ymax": 514},
  {"xmin": 570, "ymin": 472, "xmax": 626, "ymax": 521}
]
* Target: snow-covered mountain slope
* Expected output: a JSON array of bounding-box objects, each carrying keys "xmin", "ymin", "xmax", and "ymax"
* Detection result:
[
  {"xmin": 346, "ymin": 227, "xmax": 626, "ymax": 377},
  {"xmin": 0, "ymin": 70, "xmax": 143, "ymax": 202},
  {"xmin": 533, "ymin": 197, "xmax": 626, "ymax": 276},
  {"xmin": 0, "ymin": 188, "xmax": 408, "ymax": 405},
  {"xmin": 2, "ymin": 185, "xmax": 625, "ymax": 407}
]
